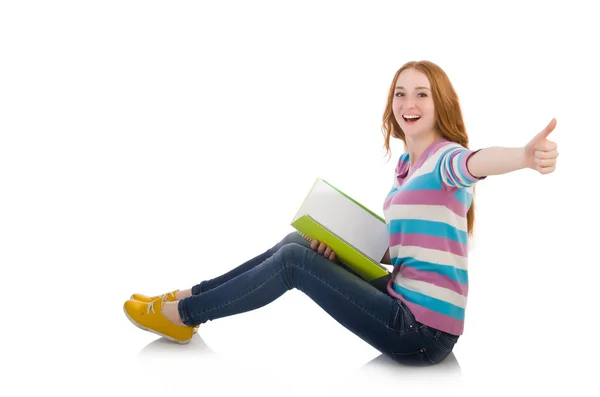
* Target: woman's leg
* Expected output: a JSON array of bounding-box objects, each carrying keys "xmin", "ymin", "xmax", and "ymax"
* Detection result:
[
  {"xmin": 186, "ymin": 232, "xmax": 310, "ymax": 296},
  {"xmin": 183, "ymin": 231, "xmax": 364, "ymax": 296},
  {"xmin": 173, "ymin": 241, "xmax": 445, "ymax": 364}
]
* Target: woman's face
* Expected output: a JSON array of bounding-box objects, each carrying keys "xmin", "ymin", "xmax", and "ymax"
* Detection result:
[{"xmin": 392, "ymin": 68, "xmax": 437, "ymax": 139}]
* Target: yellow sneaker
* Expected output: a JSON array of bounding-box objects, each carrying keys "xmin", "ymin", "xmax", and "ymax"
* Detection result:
[
  {"xmin": 129, "ymin": 290, "xmax": 199, "ymax": 333},
  {"xmin": 123, "ymin": 297, "xmax": 195, "ymax": 344}
]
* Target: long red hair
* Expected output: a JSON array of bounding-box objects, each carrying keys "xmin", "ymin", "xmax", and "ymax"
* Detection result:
[{"xmin": 381, "ymin": 60, "xmax": 475, "ymax": 236}]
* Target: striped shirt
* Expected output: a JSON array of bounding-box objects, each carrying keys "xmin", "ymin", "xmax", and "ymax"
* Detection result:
[{"xmin": 383, "ymin": 138, "xmax": 485, "ymax": 335}]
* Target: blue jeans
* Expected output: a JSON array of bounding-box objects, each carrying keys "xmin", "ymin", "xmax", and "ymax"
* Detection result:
[{"xmin": 177, "ymin": 232, "xmax": 458, "ymax": 365}]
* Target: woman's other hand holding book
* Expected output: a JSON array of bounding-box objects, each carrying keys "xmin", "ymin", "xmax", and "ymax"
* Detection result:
[{"xmin": 308, "ymin": 239, "xmax": 338, "ymax": 263}]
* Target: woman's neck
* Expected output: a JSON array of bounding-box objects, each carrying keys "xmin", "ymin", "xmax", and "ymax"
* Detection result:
[{"xmin": 405, "ymin": 133, "xmax": 443, "ymax": 167}]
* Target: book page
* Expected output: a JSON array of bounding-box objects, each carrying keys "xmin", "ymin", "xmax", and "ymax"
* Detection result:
[{"xmin": 292, "ymin": 178, "xmax": 389, "ymax": 261}]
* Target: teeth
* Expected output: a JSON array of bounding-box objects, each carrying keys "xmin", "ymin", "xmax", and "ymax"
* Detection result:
[{"xmin": 403, "ymin": 115, "xmax": 420, "ymax": 120}]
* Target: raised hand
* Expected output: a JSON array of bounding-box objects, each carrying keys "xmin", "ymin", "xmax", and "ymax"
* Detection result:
[{"xmin": 524, "ymin": 118, "xmax": 559, "ymax": 174}]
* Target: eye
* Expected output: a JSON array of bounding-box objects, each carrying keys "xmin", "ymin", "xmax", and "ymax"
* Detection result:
[
  {"xmin": 394, "ymin": 92, "xmax": 404, "ymax": 97},
  {"xmin": 418, "ymin": 92, "xmax": 428, "ymax": 97}
]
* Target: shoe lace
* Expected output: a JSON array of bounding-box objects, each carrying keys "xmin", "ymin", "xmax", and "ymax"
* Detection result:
[
  {"xmin": 146, "ymin": 291, "xmax": 175, "ymax": 315},
  {"xmin": 147, "ymin": 299, "xmax": 159, "ymax": 315},
  {"xmin": 160, "ymin": 291, "xmax": 176, "ymax": 302}
]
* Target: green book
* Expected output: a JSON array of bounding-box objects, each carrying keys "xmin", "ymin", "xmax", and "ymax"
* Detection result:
[{"xmin": 291, "ymin": 177, "xmax": 390, "ymax": 282}]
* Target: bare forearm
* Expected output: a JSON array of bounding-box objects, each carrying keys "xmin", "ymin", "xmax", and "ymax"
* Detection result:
[{"xmin": 467, "ymin": 147, "xmax": 526, "ymax": 178}]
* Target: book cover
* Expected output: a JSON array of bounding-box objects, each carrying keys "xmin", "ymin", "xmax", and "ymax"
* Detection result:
[{"xmin": 291, "ymin": 178, "xmax": 390, "ymax": 281}]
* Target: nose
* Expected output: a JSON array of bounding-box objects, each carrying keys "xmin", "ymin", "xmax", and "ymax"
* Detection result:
[{"xmin": 402, "ymin": 97, "xmax": 416, "ymax": 111}]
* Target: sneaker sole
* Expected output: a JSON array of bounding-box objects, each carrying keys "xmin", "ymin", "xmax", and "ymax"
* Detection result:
[{"xmin": 122, "ymin": 305, "xmax": 192, "ymax": 345}]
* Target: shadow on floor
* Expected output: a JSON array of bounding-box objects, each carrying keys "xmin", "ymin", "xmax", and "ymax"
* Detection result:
[
  {"xmin": 359, "ymin": 351, "xmax": 462, "ymax": 380},
  {"xmin": 138, "ymin": 334, "xmax": 216, "ymax": 358}
]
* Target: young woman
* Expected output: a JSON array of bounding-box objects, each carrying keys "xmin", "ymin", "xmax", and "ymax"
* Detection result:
[{"xmin": 123, "ymin": 60, "xmax": 558, "ymax": 366}]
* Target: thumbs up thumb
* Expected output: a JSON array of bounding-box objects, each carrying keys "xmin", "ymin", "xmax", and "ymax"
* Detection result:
[{"xmin": 528, "ymin": 118, "xmax": 557, "ymax": 148}]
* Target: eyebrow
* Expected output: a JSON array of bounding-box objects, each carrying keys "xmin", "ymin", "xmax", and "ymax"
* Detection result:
[{"xmin": 395, "ymin": 86, "xmax": 431, "ymax": 90}]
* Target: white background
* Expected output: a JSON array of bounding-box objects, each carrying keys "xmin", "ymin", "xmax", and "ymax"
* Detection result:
[{"xmin": 1, "ymin": 1, "xmax": 598, "ymax": 396}]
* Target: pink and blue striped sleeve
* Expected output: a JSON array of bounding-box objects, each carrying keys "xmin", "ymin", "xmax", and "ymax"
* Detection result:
[{"xmin": 439, "ymin": 146, "xmax": 486, "ymax": 188}]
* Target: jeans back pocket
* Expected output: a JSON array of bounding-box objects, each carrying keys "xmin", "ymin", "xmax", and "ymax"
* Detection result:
[{"xmin": 421, "ymin": 325, "xmax": 459, "ymax": 354}]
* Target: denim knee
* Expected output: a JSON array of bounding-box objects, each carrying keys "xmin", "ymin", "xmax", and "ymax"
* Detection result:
[
  {"xmin": 280, "ymin": 231, "xmax": 311, "ymax": 248},
  {"xmin": 278, "ymin": 242, "xmax": 306, "ymax": 262},
  {"xmin": 258, "ymin": 243, "xmax": 308, "ymax": 290}
]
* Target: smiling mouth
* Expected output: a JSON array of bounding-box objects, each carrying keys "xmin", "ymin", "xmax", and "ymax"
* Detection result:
[{"xmin": 402, "ymin": 115, "xmax": 421, "ymax": 122}]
